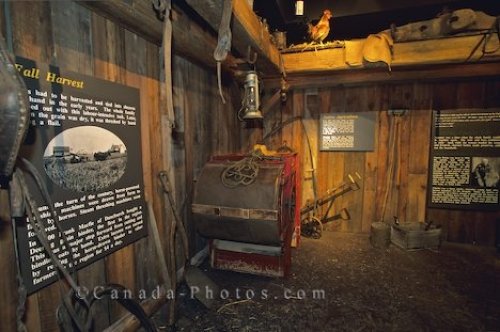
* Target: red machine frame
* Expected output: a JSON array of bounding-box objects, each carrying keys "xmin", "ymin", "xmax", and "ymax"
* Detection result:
[{"xmin": 195, "ymin": 153, "xmax": 300, "ymax": 277}]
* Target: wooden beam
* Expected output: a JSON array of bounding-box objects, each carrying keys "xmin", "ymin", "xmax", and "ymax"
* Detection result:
[
  {"xmin": 184, "ymin": 0, "xmax": 281, "ymax": 74},
  {"xmin": 264, "ymin": 62, "xmax": 500, "ymax": 90},
  {"xmin": 78, "ymin": 0, "xmax": 237, "ymax": 70},
  {"xmin": 78, "ymin": 0, "xmax": 161, "ymax": 43},
  {"xmin": 282, "ymin": 35, "xmax": 500, "ymax": 74}
]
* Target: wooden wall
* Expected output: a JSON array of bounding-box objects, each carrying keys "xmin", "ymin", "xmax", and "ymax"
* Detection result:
[
  {"xmin": 0, "ymin": 1, "xmax": 244, "ymax": 331},
  {"xmin": 265, "ymin": 78, "xmax": 500, "ymax": 246},
  {"xmin": 1, "ymin": 2, "xmax": 498, "ymax": 331}
]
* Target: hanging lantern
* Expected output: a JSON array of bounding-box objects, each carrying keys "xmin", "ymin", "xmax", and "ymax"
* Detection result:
[
  {"xmin": 242, "ymin": 71, "xmax": 262, "ymax": 120},
  {"xmin": 295, "ymin": 0, "xmax": 304, "ymax": 16}
]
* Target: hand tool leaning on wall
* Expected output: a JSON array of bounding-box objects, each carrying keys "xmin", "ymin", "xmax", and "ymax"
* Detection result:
[
  {"xmin": 301, "ymin": 172, "xmax": 362, "ymax": 239},
  {"xmin": 157, "ymin": 171, "xmax": 189, "ymax": 326},
  {"xmin": 158, "ymin": 171, "xmax": 218, "ymax": 326}
]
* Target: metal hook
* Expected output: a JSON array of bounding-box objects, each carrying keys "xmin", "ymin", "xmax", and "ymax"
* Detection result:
[{"xmin": 246, "ymin": 45, "xmax": 258, "ymax": 65}]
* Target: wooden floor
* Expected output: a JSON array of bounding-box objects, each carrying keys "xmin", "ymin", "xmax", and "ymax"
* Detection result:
[{"xmin": 153, "ymin": 232, "xmax": 500, "ymax": 331}]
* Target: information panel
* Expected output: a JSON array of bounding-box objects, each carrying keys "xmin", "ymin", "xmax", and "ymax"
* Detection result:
[
  {"xmin": 14, "ymin": 57, "xmax": 147, "ymax": 293},
  {"xmin": 428, "ymin": 109, "xmax": 500, "ymax": 210},
  {"xmin": 320, "ymin": 112, "xmax": 376, "ymax": 151}
]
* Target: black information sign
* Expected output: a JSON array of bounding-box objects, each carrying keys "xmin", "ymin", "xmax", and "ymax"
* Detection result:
[
  {"xmin": 320, "ymin": 112, "xmax": 376, "ymax": 151},
  {"xmin": 15, "ymin": 57, "xmax": 148, "ymax": 293},
  {"xmin": 428, "ymin": 109, "xmax": 500, "ymax": 210}
]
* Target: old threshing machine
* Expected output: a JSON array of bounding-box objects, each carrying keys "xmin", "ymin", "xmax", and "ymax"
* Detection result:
[{"xmin": 192, "ymin": 152, "xmax": 300, "ymax": 277}]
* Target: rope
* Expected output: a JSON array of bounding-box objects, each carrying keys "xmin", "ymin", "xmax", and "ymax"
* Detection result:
[
  {"xmin": 213, "ymin": 0, "xmax": 234, "ymax": 104},
  {"xmin": 216, "ymin": 62, "xmax": 225, "ymax": 104},
  {"xmin": 465, "ymin": 17, "xmax": 500, "ymax": 62},
  {"xmin": 221, "ymin": 156, "xmax": 260, "ymax": 188}
]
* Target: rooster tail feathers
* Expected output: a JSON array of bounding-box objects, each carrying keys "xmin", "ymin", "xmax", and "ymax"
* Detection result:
[{"xmin": 307, "ymin": 22, "xmax": 313, "ymax": 33}]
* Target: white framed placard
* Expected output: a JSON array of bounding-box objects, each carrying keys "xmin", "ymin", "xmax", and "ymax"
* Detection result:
[{"xmin": 320, "ymin": 112, "xmax": 376, "ymax": 151}]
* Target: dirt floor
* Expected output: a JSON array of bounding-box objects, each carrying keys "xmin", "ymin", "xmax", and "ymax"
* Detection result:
[{"xmin": 155, "ymin": 232, "xmax": 500, "ymax": 332}]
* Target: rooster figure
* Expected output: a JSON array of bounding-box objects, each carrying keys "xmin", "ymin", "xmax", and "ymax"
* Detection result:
[{"xmin": 307, "ymin": 9, "xmax": 333, "ymax": 44}]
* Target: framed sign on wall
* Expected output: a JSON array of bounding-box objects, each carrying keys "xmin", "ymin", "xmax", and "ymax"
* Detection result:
[
  {"xmin": 15, "ymin": 56, "xmax": 148, "ymax": 293},
  {"xmin": 428, "ymin": 108, "xmax": 500, "ymax": 210},
  {"xmin": 319, "ymin": 112, "xmax": 376, "ymax": 152}
]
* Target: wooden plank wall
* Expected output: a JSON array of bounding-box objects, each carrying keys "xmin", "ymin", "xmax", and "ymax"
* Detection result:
[
  {"xmin": 0, "ymin": 1, "xmax": 243, "ymax": 331},
  {"xmin": 265, "ymin": 78, "xmax": 500, "ymax": 246}
]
